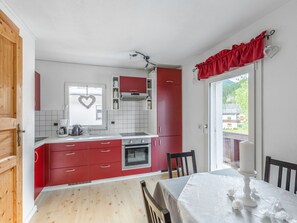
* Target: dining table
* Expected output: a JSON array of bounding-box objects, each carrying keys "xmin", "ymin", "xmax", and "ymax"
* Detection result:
[{"xmin": 153, "ymin": 169, "xmax": 297, "ymax": 223}]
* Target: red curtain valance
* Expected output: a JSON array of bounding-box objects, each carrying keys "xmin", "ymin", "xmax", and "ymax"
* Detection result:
[{"xmin": 195, "ymin": 31, "xmax": 266, "ymax": 80}]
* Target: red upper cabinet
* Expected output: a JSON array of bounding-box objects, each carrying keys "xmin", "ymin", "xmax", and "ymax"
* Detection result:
[
  {"xmin": 120, "ymin": 76, "xmax": 147, "ymax": 93},
  {"xmin": 157, "ymin": 68, "xmax": 181, "ymax": 85},
  {"xmin": 35, "ymin": 71, "xmax": 40, "ymax": 111},
  {"xmin": 157, "ymin": 68, "xmax": 182, "ymax": 136}
]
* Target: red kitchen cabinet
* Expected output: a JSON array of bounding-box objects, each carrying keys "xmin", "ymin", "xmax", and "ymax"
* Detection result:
[
  {"xmin": 158, "ymin": 136, "xmax": 182, "ymax": 171},
  {"xmin": 50, "ymin": 149, "xmax": 89, "ymax": 169},
  {"xmin": 49, "ymin": 166, "xmax": 90, "ymax": 185},
  {"xmin": 89, "ymin": 147, "xmax": 121, "ymax": 165},
  {"xmin": 35, "ymin": 71, "xmax": 40, "ymax": 111},
  {"xmin": 151, "ymin": 138, "xmax": 159, "ymax": 172},
  {"xmin": 46, "ymin": 140, "xmax": 123, "ymax": 186},
  {"xmin": 157, "ymin": 68, "xmax": 181, "ymax": 85},
  {"xmin": 157, "ymin": 82, "xmax": 182, "ymax": 136},
  {"xmin": 120, "ymin": 76, "xmax": 147, "ymax": 93},
  {"xmin": 90, "ymin": 162, "xmax": 122, "ymax": 180},
  {"xmin": 157, "ymin": 68, "xmax": 182, "ymax": 171},
  {"xmin": 34, "ymin": 145, "xmax": 45, "ymax": 199}
]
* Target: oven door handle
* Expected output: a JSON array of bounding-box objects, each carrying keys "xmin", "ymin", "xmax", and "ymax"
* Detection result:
[{"xmin": 124, "ymin": 145, "xmax": 150, "ymax": 149}]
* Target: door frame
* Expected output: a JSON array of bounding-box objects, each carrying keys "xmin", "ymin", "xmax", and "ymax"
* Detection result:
[
  {"xmin": 0, "ymin": 9, "xmax": 23, "ymax": 223},
  {"xmin": 204, "ymin": 62, "xmax": 263, "ymax": 178}
]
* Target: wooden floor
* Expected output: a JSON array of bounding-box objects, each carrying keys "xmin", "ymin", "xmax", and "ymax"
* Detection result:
[{"xmin": 30, "ymin": 173, "xmax": 168, "ymax": 223}]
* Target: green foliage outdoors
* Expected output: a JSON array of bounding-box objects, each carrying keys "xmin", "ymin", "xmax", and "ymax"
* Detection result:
[{"xmin": 223, "ymin": 75, "xmax": 248, "ymax": 134}]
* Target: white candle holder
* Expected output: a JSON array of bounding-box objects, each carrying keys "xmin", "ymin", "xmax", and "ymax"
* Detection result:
[{"xmin": 238, "ymin": 170, "xmax": 257, "ymax": 207}]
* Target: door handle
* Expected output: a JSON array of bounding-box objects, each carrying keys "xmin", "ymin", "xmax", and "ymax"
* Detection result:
[
  {"xmin": 159, "ymin": 139, "xmax": 161, "ymax": 146},
  {"xmin": 100, "ymin": 149, "xmax": 111, "ymax": 153},
  {"xmin": 101, "ymin": 142, "xmax": 111, "ymax": 145},
  {"xmin": 65, "ymin": 144, "xmax": 76, "ymax": 147},
  {"xmin": 100, "ymin": 165, "xmax": 111, "ymax": 168},
  {"xmin": 158, "ymin": 126, "xmax": 161, "ymax": 134},
  {"xmin": 204, "ymin": 124, "xmax": 208, "ymax": 129},
  {"xmin": 166, "ymin": 80, "xmax": 174, "ymax": 83},
  {"xmin": 65, "ymin": 152, "xmax": 76, "ymax": 156},
  {"xmin": 17, "ymin": 124, "xmax": 25, "ymax": 146},
  {"xmin": 34, "ymin": 151, "xmax": 39, "ymax": 163},
  {"xmin": 65, "ymin": 169, "xmax": 75, "ymax": 173}
]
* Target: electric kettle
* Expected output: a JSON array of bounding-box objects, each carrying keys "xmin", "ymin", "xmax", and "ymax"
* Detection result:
[{"xmin": 71, "ymin": 125, "xmax": 83, "ymax": 136}]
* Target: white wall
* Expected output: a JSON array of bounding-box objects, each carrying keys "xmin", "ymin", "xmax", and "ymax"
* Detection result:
[
  {"xmin": 35, "ymin": 60, "xmax": 148, "ymax": 110},
  {"xmin": 182, "ymin": 0, "xmax": 297, "ymax": 172},
  {"xmin": 0, "ymin": 1, "xmax": 36, "ymax": 222}
]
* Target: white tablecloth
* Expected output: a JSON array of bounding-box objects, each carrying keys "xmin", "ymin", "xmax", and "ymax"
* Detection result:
[
  {"xmin": 177, "ymin": 173, "xmax": 297, "ymax": 223},
  {"xmin": 154, "ymin": 171, "xmax": 297, "ymax": 223}
]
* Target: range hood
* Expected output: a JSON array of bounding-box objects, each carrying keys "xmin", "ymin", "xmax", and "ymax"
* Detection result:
[{"xmin": 120, "ymin": 92, "xmax": 148, "ymax": 101}]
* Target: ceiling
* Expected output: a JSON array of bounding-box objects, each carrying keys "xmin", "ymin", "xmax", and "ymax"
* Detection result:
[{"xmin": 4, "ymin": 0, "xmax": 290, "ymax": 69}]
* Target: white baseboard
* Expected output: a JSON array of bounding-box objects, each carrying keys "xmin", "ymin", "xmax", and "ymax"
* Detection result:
[
  {"xmin": 43, "ymin": 171, "xmax": 163, "ymax": 192},
  {"xmin": 24, "ymin": 205, "xmax": 37, "ymax": 223}
]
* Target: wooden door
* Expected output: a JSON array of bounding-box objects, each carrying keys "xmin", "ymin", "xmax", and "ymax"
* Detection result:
[{"xmin": 0, "ymin": 10, "xmax": 23, "ymax": 223}]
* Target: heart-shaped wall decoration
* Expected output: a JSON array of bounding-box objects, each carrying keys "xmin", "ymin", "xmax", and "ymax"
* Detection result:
[
  {"xmin": 78, "ymin": 95, "xmax": 96, "ymax": 109},
  {"xmin": 264, "ymin": 45, "xmax": 280, "ymax": 58}
]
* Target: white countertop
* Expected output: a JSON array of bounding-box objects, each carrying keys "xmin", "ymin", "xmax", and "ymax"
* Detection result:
[{"xmin": 34, "ymin": 133, "xmax": 159, "ymax": 149}]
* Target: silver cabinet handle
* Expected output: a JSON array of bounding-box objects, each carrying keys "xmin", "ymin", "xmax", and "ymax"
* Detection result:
[
  {"xmin": 34, "ymin": 151, "xmax": 39, "ymax": 163},
  {"xmin": 65, "ymin": 169, "xmax": 75, "ymax": 173},
  {"xmin": 100, "ymin": 165, "xmax": 111, "ymax": 168},
  {"xmin": 101, "ymin": 142, "xmax": 111, "ymax": 145},
  {"xmin": 100, "ymin": 149, "xmax": 111, "ymax": 153},
  {"xmin": 65, "ymin": 152, "xmax": 76, "ymax": 156},
  {"xmin": 166, "ymin": 80, "xmax": 174, "ymax": 83},
  {"xmin": 65, "ymin": 144, "xmax": 75, "ymax": 147}
]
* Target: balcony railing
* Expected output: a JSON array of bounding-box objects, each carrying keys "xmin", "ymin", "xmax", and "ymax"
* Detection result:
[{"xmin": 223, "ymin": 132, "xmax": 248, "ymax": 166}]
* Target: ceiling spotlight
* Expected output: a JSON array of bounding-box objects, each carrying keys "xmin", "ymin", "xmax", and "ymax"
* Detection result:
[{"xmin": 128, "ymin": 50, "xmax": 156, "ymax": 69}]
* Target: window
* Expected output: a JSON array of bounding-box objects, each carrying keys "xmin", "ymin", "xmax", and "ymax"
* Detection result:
[{"xmin": 65, "ymin": 83, "xmax": 107, "ymax": 129}]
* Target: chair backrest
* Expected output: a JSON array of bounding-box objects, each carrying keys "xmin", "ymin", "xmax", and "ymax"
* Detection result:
[
  {"xmin": 140, "ymin": 180, "xmax": 171, "ymax": 223},
  {"xmin": 264, "ymin": 156, "xmax": 297, "ymax": 194},
  {"xmin": 167, "ymin": 150, "xmax": 197, "ymax": 178}
]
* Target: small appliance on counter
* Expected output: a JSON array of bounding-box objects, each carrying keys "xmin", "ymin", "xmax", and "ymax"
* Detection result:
[
  {"xmin": 56, "ymin": 119, "xmax": 68, "ymax": 137},
  {"xmin": 71, "ymin": 124, "xmax": 83, "ymax": 136}
]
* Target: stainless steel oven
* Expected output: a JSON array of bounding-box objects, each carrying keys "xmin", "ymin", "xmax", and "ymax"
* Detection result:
[{"xmin": 121, "ymin": 136, "xmax": 151, "ymax": 170}]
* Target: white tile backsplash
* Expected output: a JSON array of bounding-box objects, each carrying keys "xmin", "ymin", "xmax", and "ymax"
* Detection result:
[{"xmin": 35, "ymin": 101, "xmax": 149, "ymax": 137}]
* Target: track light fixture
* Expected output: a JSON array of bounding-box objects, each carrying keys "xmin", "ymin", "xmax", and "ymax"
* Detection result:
[{"xmin": 129, "ymin": 51, "xmax": 156, "ymax": 69}]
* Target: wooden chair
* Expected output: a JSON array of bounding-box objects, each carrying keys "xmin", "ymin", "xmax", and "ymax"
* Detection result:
[
  {"xmin": 167, "ymin": 150, "xmax": 197, "ymax": 178},
  {"xmin": 264, "ymin": 156, "xmax": 297, "ymax": 194},
  {"xmin": 140, "ymin": 180, "xmax": 172, "ymax": 223}
]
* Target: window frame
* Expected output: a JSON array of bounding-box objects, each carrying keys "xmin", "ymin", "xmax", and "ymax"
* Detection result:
[{"xmin": 65, "ymin": 82, "xmax": 107, "ymax": 130}]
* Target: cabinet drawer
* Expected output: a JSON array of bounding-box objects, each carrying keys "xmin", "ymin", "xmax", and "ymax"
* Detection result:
[
  {"xmin": 89, "ymin": 147, "xmax": 121, "ymax": 165},
  {"xmin": 88, "ymin": 140, "xmax": 121, "ymax": 149},
  {"xmin": 49, "ymin": 142, "xmax": 89, "ymax": 152},
  {"xmin": 49, "ymin": 166, "xmax": 89, "ymax": 185},
  {"xmin": 90, "ymin": 162, "xmax": 122, "ymax": 180},
  {"xmin": 157, "ymin": 68, "xmax": 181, "ymax": 85},
  {"xmin": 50, "ymin": 150, "xmax": 89, "ymax": 168}
]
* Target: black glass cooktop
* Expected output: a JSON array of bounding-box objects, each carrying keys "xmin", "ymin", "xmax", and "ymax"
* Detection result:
[{"xmin": 120, "ymin": 132, "xmax": 148, "ymax": 137}]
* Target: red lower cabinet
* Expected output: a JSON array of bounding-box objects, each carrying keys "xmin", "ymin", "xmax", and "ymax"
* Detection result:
[
  {"xmin": 90, "ymin": 162, "xmax": 122, "ymax": 180},
  {"xmin": 122, "ymin": 167, "xmax": 152, "ymax": 176},
  {"xmin": 49, "ymin": 166, "xmax": 90, "ymax": 185},
  {"xmin": 34, "ymin": 145, "xmax": 45, "ymax": 199},
  {"xmin": 158, "ymin": 136, "xmax": 182, "ymax": 171},
  {"xmin": 46, "ymin": 140, "xmax": 123, "ymax": 186}
]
